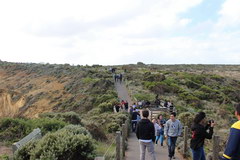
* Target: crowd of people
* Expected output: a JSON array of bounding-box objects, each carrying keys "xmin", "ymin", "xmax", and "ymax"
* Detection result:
[
  {"xmin": 136, "ymin": 110, "xmax": 182, "ymax": 160},
  {"xmin": 132, "ymin": 103, "xmax": 240, "ymax": 160}
]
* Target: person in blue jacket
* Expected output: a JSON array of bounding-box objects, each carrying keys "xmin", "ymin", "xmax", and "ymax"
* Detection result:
[{"xmin": 221, "ymin": 103, "xmax": 240, "ymax": 160}]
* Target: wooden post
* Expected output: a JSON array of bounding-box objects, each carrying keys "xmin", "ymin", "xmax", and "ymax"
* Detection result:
[
  {"xmin": 183, "ymin": 126, "xmax": 188, "ymax": 158},
  {"xmin": 125, "ymin": 119, "xmax": 129, "ymax": 139},
  {"xmin": 122, "ymin": 124, "xmax": 126, "ymax": 158},
  {"xmin": 212, "ymin": 135, "xmax": 220, "ymax": 160},
  {"xmin": 116, "ymin": 131, "xmax": 121, "ymax": 160}
]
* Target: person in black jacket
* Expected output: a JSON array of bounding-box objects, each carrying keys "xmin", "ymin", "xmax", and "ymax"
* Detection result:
[
  {"xmin": 136, "ymin": 109, "xmax": 156, "ymax": 160},
  {"xmin": 190, "ymin": 112, "xmax": 215, "ymax": 160}
]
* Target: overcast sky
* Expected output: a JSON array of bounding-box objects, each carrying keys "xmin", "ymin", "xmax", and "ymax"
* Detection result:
[{"xmin": 0, "ymin": 0, "xmax": 240, "ymax": 65}]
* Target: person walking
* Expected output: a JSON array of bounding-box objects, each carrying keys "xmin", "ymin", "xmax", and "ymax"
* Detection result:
[
  {"xmin": 131, "ymin": 108, "xmax": 140, "ymax": 132},
  {"xmin": 190, "ymin": 112, "xmax": 215, "ymax": 160},
  {"xmin": 156, "ymin": 123, "xmax": 165, "ymax": 146},
  {"xmin": 164, "ymin": 112, "xmax": 182, "ymax": 160},
  {"xmin": 221, "ymin": 103, "xmax": 240, "ymax": 160},
  {"xmin": 152, "ymin": 118, "xmax": 161, "ymax": 144},
  {"xmin": 136, "ymin": 109, "xmax": 156, "ymax": 160}
]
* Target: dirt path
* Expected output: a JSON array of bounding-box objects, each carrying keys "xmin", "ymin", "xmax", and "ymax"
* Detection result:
[
  {"xmin": 0, "ymin": 143, "xmax": 12, "ymax": 156},
  {"xmin": 115, "ymin": 81, "xmax": 133, "ymax": 106}
]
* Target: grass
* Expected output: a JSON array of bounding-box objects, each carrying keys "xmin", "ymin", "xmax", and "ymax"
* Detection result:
[{"xmin": 96, "ymin": 140, "xmax": 116, "ymax": 160}]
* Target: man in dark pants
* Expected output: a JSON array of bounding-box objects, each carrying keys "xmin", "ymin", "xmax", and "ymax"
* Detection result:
[
  {"xmin": 136, "ymin": 109, "xmax": 156, "ymax": 160},
  {"xmin": 164, "ymin": 112, "xmax": 182, "ymax": 160},
  {"xmin": 131, "ymin": 108, "xmax": 140, "ymax": 132}
]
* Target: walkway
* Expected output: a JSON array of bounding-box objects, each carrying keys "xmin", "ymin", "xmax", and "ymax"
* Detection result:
[
  {"xmin": 115, "ymin": 81, "xmax": 133, "ymax": 105},
  {"xmin": 125, "ymin": 133, "xmax": 184, "ymax": 160},
  {"xmin": 114, "ymin": 81, "xmax": 184, "ymax": 160}
]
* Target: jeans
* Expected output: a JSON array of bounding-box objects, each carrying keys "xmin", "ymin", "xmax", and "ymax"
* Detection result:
[
  {"xmin": 156, "ymin": 135, "xmax": 164, "ymax": 145},
  {"xmin": 191, "ymin": 147, "xmax": 206, "ymax": 160},
  {"xmin": 167, "ymin": 137, "xmax": 177, "ymax": 158},
  {"xmin": 139, "ymin": 141, "xmax": 156, "ymax": 160},
  {"xmin": 131, "ymin": 120, "xmax": 137, "ymax": 132}
]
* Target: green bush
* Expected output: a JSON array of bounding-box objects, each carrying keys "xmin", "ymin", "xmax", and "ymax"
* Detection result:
[
  {"xmin": 185, "ymin": 80, "xmax": 201, "ymax": 89},
  {"xmin": 193, "ymin": 90, "xmax": 209, "ymax": 100},
  {"xmin": 107, "ymin": 122, "xmax": 120, "ymax": 133},
  {"xmin": 30, "ymin": 118, "xmax": 67, "ymax": 135},
  {"xmin": 178, "ymin": 112, "xmax": 194, "ymax": 129},
  {"xmin": 15, "ymin": 130, "xmax": 96, "ymax": 160},
  {"xmin": 39, "ymin": 112, "xmax": 82, "ymax": 125},
  {"xmin": 60, "ymin": 125, "xmax": 90, "ymax": 136},
  {"xmin": 114, "ymin": 113, "xmax": 129, "ymax": 125},
  {"xmin": 14, "ymin": 140, "xmax": 38, "ymax": 160},
  {"xmin": 85, "ymin": 123, "xmax": 107, "ymax": 141},
  {"xmin": 0, "ymin": 118, "xmax": 31, "ymax": 143},
  {"xmin": 94, "ymin": 94, "xmax": 117, "ymax": 106},
  {"xmin": 0, "ymin": 154, "xmax": 10, "ymax": 160},
  {"xmin": 98, "ymin": 102, "xmax": 113, "ymax": 113},
  {"xmin": 134, "ymin": 93, "xmax": 154, "ymax": 101}
]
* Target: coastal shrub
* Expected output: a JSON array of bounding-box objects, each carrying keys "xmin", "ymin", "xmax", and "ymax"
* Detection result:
[
  {"xmin": 134, "ymin": 93, "xmax": 154, "ymax": 101},
  {"xmin": 59, "ymin": 125, "xmax": 90, "ymax": 136},
  {"xmin": 14, "ymin": 130, "xmax": 96, "ymax": 160},
  {"xmin": 39, "ymin": 112, "xmax": 82, "ymax": 125},
  {"xmin": 30, "ymin": 118, "xmax": 66, "ymax": 135},
  {"xmin": 98, "ymin": 102, "xmax": 113, "ymax": 113},
  {"xmin": 0, "ymin": 118, "xmax": 31, "ymax": 143},
  {"xmin": 85, "ymin": 123, "xmax": 107, "ymax": 141},
  {"xmin": 178, "ymin": 112, "xmax": 194, "ymax": 129},
  {"xmin": 107, "ymin": 122, "xmax": 120, "ymax": 133}
]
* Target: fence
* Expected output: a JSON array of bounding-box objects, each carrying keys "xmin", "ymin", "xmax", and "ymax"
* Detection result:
[
  {"xmin": 12, "ymin": 128, "xmax": 42, "ymax": 153},
  {"xmin": 181, "ymin": 126, "xmax": 221, "ymax": 160},
  {"xmin": 95, "ymin": 118, "xmax": 130, "ymax": 160}
]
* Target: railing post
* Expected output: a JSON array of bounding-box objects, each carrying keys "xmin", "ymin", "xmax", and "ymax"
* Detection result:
[
  {"xmin": 125, "ymin": 119, "xmax": 129, "ymax": 139},
  {"xmin": 122, "ymin": 124, "xmax": 126, "ymax": 158},
  {"xmin": 116, "ymin": 131, "xmax": 121, "ymax": 160},
  {"xmin": 213, "ymin": 135, "xmax": 220, "ymax": 160},
  {"xmin": 183, "ymin": 126, "xmax": 188, "ymax": 158}
]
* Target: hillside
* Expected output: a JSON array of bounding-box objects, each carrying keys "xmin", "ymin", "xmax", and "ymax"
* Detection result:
[
  {"xmin": 0, "ymin": 61, "xmax": 114, "ymax": 118},
  {"xmin": 0, "ymin": 61, "xmax": 239, "ymax": 159}
]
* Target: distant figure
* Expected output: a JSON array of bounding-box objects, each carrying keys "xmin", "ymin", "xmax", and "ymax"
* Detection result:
[
  {"xmin": 132, "ymin": 103, "xmax": 137, "ymax": 109},
  {"xmin": 119, "ymin": 73, "xmax": 123, "ymax": 83},
  {"xmin": 164, "ymin": 112, "xmax": 182, "ymax": 160},
  {"xmin": 136, "ymin": 109, "xmax": 156, "ymax": 160},
  {"xmin": 138, "ymin": 100, "xmax": 143, "ymax": 108},
  {"xmin": 124, "ymin": 101, "xmax": 129, "ymax": 111},
  {"xmin": 115, "ymin": 104, "xmax": 120, "ymax": 113},
  {"xmin": 169, "ymin": 102, "xmax": 174, "ymax": 113},
  {"xmin": 121, "ymin": 100, "xmax": 125, "ymax": 109},
  {"xmin": 114, "ymin": 74, "xmax": 118, "ymax": 82},
  {"xmin": 164, "ymin": 101, "xmax": 168, "ymax": 108},
  {"xmin": 129, "ymin": 106, "xmax": 134, "ymax": 115},
  {"xmin": 111, "ymin": 68, "xmax": 116, "ymax": 73},
  {"xmin": 145, "ymin": 100, "xmax": 150, "ymax": 106},
  {"xmin": 132, "ymin": 108, "xmax": 140, "ymax": 132},
  {"xmin": 221, "ymin": 103, "xmax": 240, "ymax": 160},
  {"xmin": 155, "ymin": 94, "xmax": 161, "ymax": 106}
]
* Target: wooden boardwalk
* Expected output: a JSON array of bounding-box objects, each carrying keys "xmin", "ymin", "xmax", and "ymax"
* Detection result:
[
  {"xmin": 114, "ymin": 81, "xmax": 184, "ymax": 160},
  {"xmin": 125, "ymin": 133, "xmax": 184, "ymax": 160}
]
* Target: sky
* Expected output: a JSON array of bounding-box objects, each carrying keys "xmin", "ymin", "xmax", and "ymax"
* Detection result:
[{"xmin": 0, "ymin": 0, "xmax": 240, "ymax": 65}]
